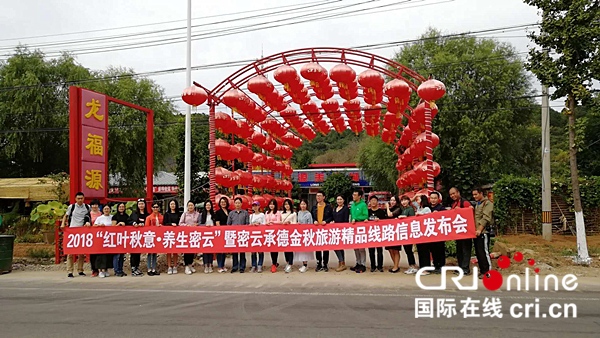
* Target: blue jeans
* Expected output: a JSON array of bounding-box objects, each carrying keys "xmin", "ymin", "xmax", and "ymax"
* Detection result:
[
  {"xmin": 147, "ymin": 253, "xmax": 157, "ymax": 270},
  {"xmin": 251, "ymin": 252, "xmax": 264, "ymax": 267},
  {"xmin": 334, "ymin": 250, "xmax": 345, "ymax": 262},
  {"xmin": 113, "ymin": 254, "xmax": 125, "ymax": 273},
  {"xmin": 216, "ymin": 253, "xmax": 226, "ymax": 268},
  {"xmin": 231, "ymin": 253, "xmax": 246, "ymax": 271}
]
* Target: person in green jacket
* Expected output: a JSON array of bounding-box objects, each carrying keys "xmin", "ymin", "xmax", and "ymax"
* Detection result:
[
  {"xmin": 473, "ymin": 187, "xmax": 494, "ymax": 279},
  {"xmin": 350, "ymin": 189, "xmax": 368, "ymax": 273}
]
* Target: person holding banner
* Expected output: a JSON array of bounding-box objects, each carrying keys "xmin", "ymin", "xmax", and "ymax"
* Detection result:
[
  {"xmin": 130, "ymin": 199, "xmax": 149, "ymax": 277},
  {"xmin": 180, "ymin": 201, "xmax": 200, "ymax": 275},
  {"xmin": 350, "ymin": 190, "xmax": 368, "ymax": 273},
  {"xmin": 398, "ymin": 195, "xmax": 419, "ymax": 275},
  {"xmin": 295, "ymin": 199, "xmax": 314, "ymax": 273},
  {"xmin": 89, "ymin": 199, "xmax": 102, "ymax": 277},
  {"xmin": 145, "ymin": 202, "xmax": 163, "ymax": 276},
  {"xmin": 429, "ymin": 191, "xmax": 446, "ymax": 274},
  {"xmin": 265, "ymin": 199, "xmax": 282, "ymax": 273},
  {"xmin": 111, "ymin": 202, "xmax": 130, "ymax": 277},
  {"xmin": 311, "ymin": 191, "xmax": 333, "ymax": 272},
  {"xmin": 163, "ymin": 200, "xmax": 181, "ymax": 275},
  {"xmin": 227, "ymin": 197, "xmax": 249, "ymax": 273},
  {"xmin": 450, "ymin": 187, "xmax": 473, "ymax": 276},
  {"xmin": 331, "ymin": 195, "xmax": 349, "ymax": 272},
  {"xmin": 94, "ymin": 205, "xmax": 114, "ymax": 278},
  {"xmin": 385, "ymin": 195, "xmax": 403, "ymax": 273},
  {"xmin": 415, "ymin": 195, "xmax": 433, "ymax": 276},
  {"xmin": 281, "ymin": 199, "xmax": 297, "ymax": 273},
  {"xmin": 61, "ymin": 191, "xmax": 91, "ymax": 278},
  {"xmin": 368, "ymin": 196, "xmax": 386, "ymax": 272},
  {"xmin": 249, "ymin": 201, "xmax": 266, "ymax": 273},
  {"xmin": 199, "ymin": 200, "xmax": 216, "ymax": 274},
  {"xmin": 214, "ymin": 197, "xmax": 230, "ymax": 273}
]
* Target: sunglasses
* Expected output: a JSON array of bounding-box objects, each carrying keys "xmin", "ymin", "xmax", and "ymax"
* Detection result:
[{"xmin": 152, "ymin": 206, "xmax": 159, "ymax": 209}]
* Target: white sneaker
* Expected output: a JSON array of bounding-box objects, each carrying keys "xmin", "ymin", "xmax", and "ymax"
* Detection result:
[
  {"xmin": 104, "ymin": 271, "xmax": 109, "ymax": 277},
  {"xmin": 218, "ymin": 268, "xmax": 225, "ymax": 273},
  {"xmin": 167, "ymin": 267, "xmax": 173, "ymax": 275},
  {"xmin": 191, "ymin": 266, "xmax": 197, "ymax": 273},
  {"xmin": 208, "ymin": 266, "xmax": 213, "ymax": 273},
  {"xmin": 284, "ymin": 264, "xmax": 292, "ymax": 273},
  {"xmin": 404, "ymin": 267, "xmax": 418, "ymax": 275},
  {"xmin": 99, "ymin": 272, "xmax": 106, "ymax": 278},
  {"xmin": 204, "ymin": 266, "xmax": 209, "ymax": 274},
  {"xmin": 299, "ymin": 266, "xmax": 308, "ymax": 273},
  {"xmin": 185, "ymin": 266, "xmax": 192, "ymax": 275},
  {"xmin": 172, "ymin": 267, "xmax": 178, "ymax": 274}
]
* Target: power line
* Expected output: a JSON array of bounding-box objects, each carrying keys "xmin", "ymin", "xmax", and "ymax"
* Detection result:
[
  {"xmin": 0, "ymin": 0, "xmax": 334, "ymax": 42},
  {"xmin": 0, "ymin": 22, "xmax": 539, "ymax": 93}
]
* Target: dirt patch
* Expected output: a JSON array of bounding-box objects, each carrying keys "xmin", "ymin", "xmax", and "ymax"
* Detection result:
[
  {"xmin": 13, "ymin": 243, "xmax": 55, "ymax": 258},
  {"xmin": 492, "ymin": 234, "xmax": 600, "ymax": 277}
]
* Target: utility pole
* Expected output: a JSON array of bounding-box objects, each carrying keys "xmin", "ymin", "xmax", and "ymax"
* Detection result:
[
  {"xmin": 541, "ymin": 83, "xmax": 552, "ymax": 241},
  {"xmin": 184, "ymin": 0, "xmax": 192, "ymax": 204}
]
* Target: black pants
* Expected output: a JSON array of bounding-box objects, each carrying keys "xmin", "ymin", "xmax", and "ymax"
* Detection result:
[
  {"xmin": 184, "ymin": 253, "xmax": 195, "ymax": 266},
  {"xmin": 95, "ymin": 254, "xmax": 113, "ymax": 270},
  {"xmin": 456, "ymin": 238, "xmax": 473, "ymax": 274},
  {"xmin": 430, "ymin": 241, "xmax": 446, "ymax": 269},
  {"xmin": 316, "ymin": 251, "xmax": 329, "ymax": 265},
  {"xmin": 90, "ymin": 254, "xmax": 98, "ymax": 272},
  {"xmin": 403, "ymin": 245, "xmax": 416, "ymax": 265},
  {"xmin": 270, "ymin": 252, "xmax": 279, "ymax": 266},
  {"xmin": 368, "ymin": 247, "xmax": 383, "ymax": 269},
  {"xmin": 203, "ymin": 253, "xmax": 214, "ymax": 265},
  {"xmin": 474, "ymin": 233, "xmax": 491, "ymax": 274},
  {"xmin": 130, "ymin": 253, "xmax": 141, "ymax": 269},
  {"xmin": 284, "ymin": 252, "xmax": 293, "ymax": 265},
  {"xmin": 416, "ymin": 243, "xmax": 431, "ymax": 268}
]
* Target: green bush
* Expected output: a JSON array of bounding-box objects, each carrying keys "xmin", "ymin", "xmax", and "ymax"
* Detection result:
[
  {"xmin": 493, "ymin": 175, "xmax": 542, "ymax": 234},
  {"xmin": 26, "ymin": 247, "xmax": 53, "ymax": 259},
  {"xmin": 445, "ymin": 240, "xmax": 457, "ymax": 257},
  {"xmin": 322, "ymin": 173, "xmax": 354, "ymax": 204}
]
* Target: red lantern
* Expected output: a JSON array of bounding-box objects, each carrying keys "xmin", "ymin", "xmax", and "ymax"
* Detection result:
[
  {"xmin": 222, "ymin": 89, "xmax": 247, "ymax": 110},
  {"xmin": 181, "ymin": 86, "xmax": 207, "ymax": 106},
  {"xmin": 274, "ymin": 65, "xmax": 300, "ymax": 85},
  {"xmin": 363, "ymin": 104, "xmax": 381, "ymax": 124},
  {"xmin": 262, "ymin": 136, "xmax": 276, "ymax": 151},
  {"xmin": 251, "ymin": 131, "xmax": 266, "ymax": 147},
  {"xmin": 234, "ymin": 143, "xmax": 254, "ymax": 163},
  {"xmin": 330, "ymin": 64, "xmax": 356, "ymax": 84},
  {"xmin": 417, "ymin": 79, "xmax": 446, "ymax": 102},
  {"xmin": 247, "ymin": 75, "xmax": 275, "ymax": 96},
  {"xmin": 234, "ymin": 194, "xmax": 251, "ymax": 209},
  {"xmin": 235, "ymin": 120, "xmax": 254, "ymax": 139},
  {"xmin": 220, "ymin": 142, "xmax": 239, "ymax": 161},
  {"xmin": 358, "ymin": 69, "xmax": 385, "ymax": 89},
  {"xmin": 381, "ymin": 128, "xmax": 395, "ymax": 144},
  {"xmin": 215, "ymin": 139, "xmax": 231, "ymax": 159},
  {"xmin": 215, "ymin": 112, "xmax": 234, "ymax": 134},
  {"xmin": 331, "ymin": 117, "xmax": 346, "ymax": 133},
  {"xmin": 300, "ymin": 63, "xmax": 328, "ymax": 82},
  {"xmin": 252, "ymin": 194, "xmax": 267, "ymax": 208},
  {"xmin": 382, "ymin": 112, "xmax": 400, "ymax": 130},
  {"xmin": 322, "ymin": 98, "xmax": 340, "ymax": 119},
  {"xmin": 343, "ymin": 99, "xmax": 361, "ymax": 120},
  {"xmin": 263, "ymin": 156, "xmax": 276, "ymax": 170},
  {"xmin": 348, "ymin": 119, "xmax": 363, "ymax": 135},
  {"xmin": 215, "ymin": 167, "xmax": 230, "ymax": 187},
  {"xmin": 252, "ymin": 152, "xmax": 266, "ymax": 168},
  {"xmin": 235, "ymin": 170, "xmax": 253, "ymax": 186}
]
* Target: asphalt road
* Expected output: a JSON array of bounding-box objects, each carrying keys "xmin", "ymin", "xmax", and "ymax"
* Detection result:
[{"xmin": 0, "ymin": 271, "xmax": 599, "ymax": 338}]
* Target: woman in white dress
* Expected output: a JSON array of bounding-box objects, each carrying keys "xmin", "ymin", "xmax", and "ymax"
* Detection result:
[
  {"xmin": 280, "ymin": 199, "xmax": 297, "ymax": 273},
  {"xmin": 94, "ymin": 205, "xmax": 113, "ymax": 278},
  {"xmin": 294, "ymin": 199, "xmax": 314, "ymax": 273}
]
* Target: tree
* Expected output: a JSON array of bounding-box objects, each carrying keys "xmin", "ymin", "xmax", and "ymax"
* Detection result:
[
  {"xmin": 357, "ymin": 137, "xmax": 398, "ymax": 192},
  {"xmin": 0, "ymin": 47, "xmax": 92, "ymax": 177},
  {"xmin": 322, "ymin": 173, "xmax": 354, "ymax": 204},
  {"xmin": 524, "ymin": 0, "xmax": 599, "ymax": 263},
  {"xmin": 391, "ymin": 28, "xmax": 540, "ymax": 193},
  {"xmin": 175, "ymin": 114, "xmax": 209, "ymax": 203},
  {"xmin": 292, "ymin": 130, "xmax": 361, "ymax": 168},
  {"xmin": 0, "ymin": 48, "xmax": 177, "ymax": 195}
]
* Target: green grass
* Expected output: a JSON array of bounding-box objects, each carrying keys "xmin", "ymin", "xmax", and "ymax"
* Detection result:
[{"xmin": 26, "ymin": 248, "xmax": 53, "ymax": 259}]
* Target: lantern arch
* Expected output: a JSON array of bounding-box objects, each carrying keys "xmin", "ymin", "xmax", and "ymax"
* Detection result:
[{"xmin": 187, "ymin": 47, "xmax": 444, "ymax": 205}]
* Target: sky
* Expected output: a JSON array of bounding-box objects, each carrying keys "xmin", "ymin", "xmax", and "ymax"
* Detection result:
[{"xmin": 1, "ymin": 0, "xmax": 565, "ymax": 113}]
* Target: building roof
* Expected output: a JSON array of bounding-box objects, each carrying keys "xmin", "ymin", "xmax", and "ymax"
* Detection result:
[{"xmin": 0, "ymin": 177, "xmax": 63, "ymax": 201}]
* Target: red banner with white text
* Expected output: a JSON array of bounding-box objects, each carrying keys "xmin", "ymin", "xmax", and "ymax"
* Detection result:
[{"xmin": 63, "ymin": 208, "xmax": 475, "ymax": 254}]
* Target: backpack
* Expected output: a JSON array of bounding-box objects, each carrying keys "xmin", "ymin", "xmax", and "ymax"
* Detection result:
[{"xmin": 67, "ymin": 203, "xmax": 91, "ymax": 226}]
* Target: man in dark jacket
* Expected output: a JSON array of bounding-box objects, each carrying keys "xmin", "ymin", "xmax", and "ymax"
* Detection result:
[
  {"xmin": 450, "ymin": 187, "xmax": 473, "ymax": 275},
  {"xmin": 429, "ymin": 191, "xmax": 446, "ymax": 274},
  {"xmin": 311, "ymin": 191, "xmax": 333, "ymax": 272}
]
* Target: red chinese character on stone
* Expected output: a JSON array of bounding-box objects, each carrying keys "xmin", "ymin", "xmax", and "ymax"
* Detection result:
[
  {"xmin": 315, "ymin": 173, "xmax": 324, "ymax": 182},
  {"xmin": 349, "ymin": 173, "xmax": 359, "ymax": 182},
  {"xmin": 299, "ymin": 173, "xmax": 308, "ymax": 182}
]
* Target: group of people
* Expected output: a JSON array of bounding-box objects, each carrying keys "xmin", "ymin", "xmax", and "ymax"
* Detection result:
[{"xmin": 61, "ymin": 186, "xmax": 494, "ymax": 279}]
